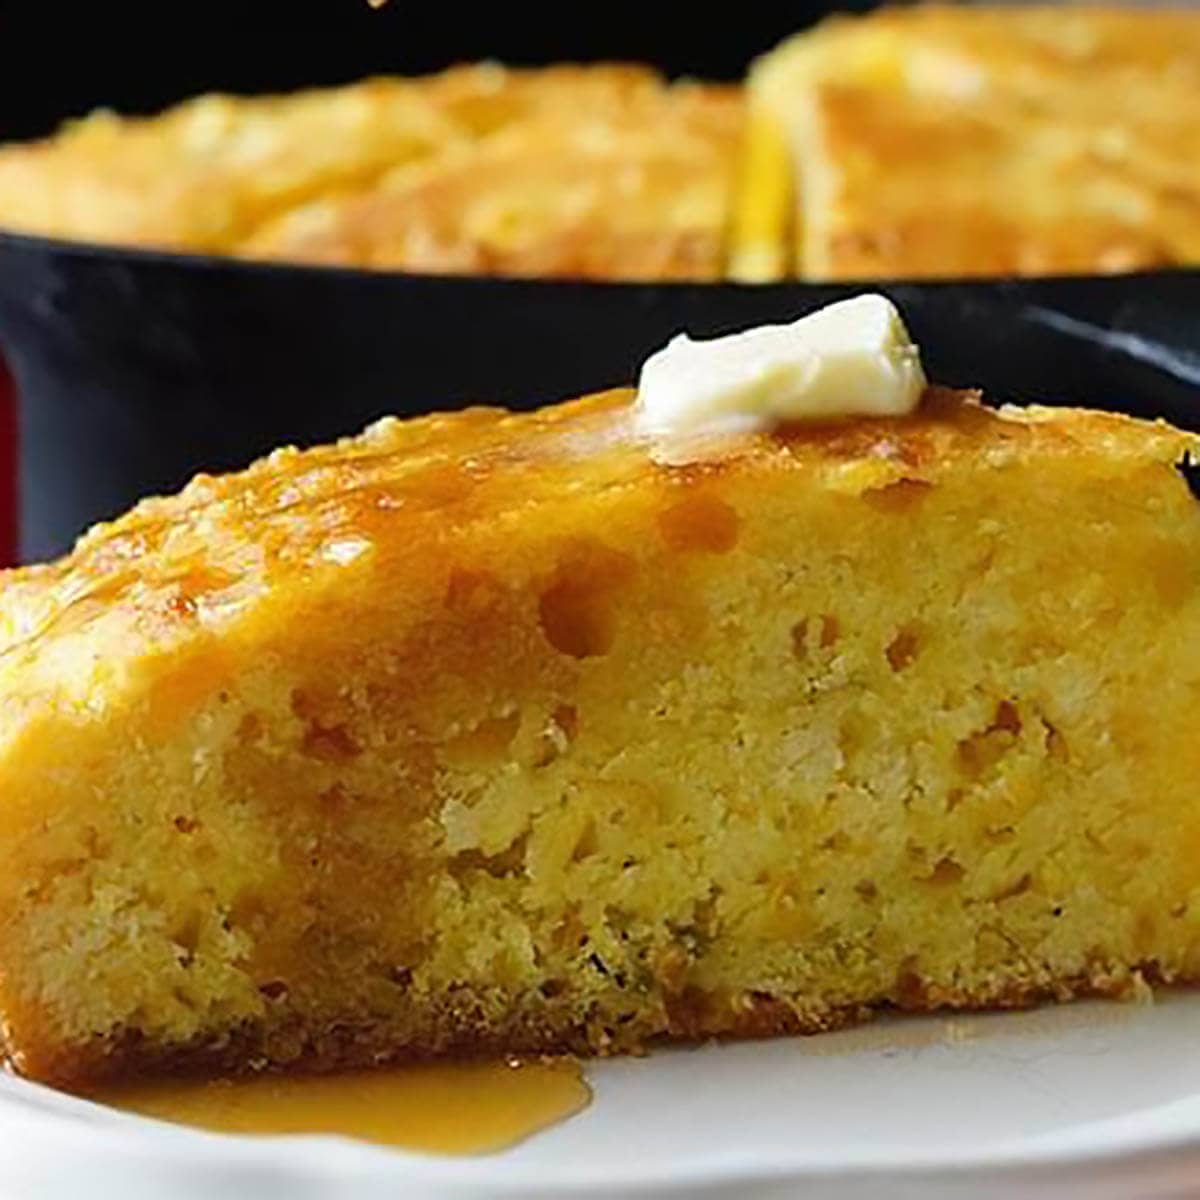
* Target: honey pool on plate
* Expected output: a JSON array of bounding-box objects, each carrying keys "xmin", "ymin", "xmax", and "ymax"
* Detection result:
[{"xmin": 87, "ymin": 1057, "xmax": 590, "ymax": 1155}]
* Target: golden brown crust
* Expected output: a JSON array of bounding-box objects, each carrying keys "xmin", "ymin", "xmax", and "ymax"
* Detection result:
[
  {"xmin": 417, "ymin": 61, "xmax": 665, "ymax": 136},
  {"xmin": 2, "ymin": 387, "xmax": 1193, "ymax": 690},
  {"xmin": 0, "ymin": 79, "xmax": 463, "ymax": 254},
  {"xmin": 800, "ymin": 85, "xmax": 1180, "ymax": 280},
  {"xmin": 6, "ymin": 11, "xmax": 1200, "ymax": 280},
  {"xmin": 243, "ymin": 84, "xmax": 742, "ymax": 280},
  {"xmin": 0, "ymin": 64, "xmax": 672, "ymax": 261},
  {"xmin": 31, "ymin": 957, "xmax": 1174, "ymax": 1088},
  {"xmin": 751, "ymin": 5, "xmax": 1200, "ymax": 278}
]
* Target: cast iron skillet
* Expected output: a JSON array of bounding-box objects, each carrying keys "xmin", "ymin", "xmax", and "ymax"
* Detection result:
[{"xmin": 0, "ymin": 229, "xmax": 1197, "ymax": 563}]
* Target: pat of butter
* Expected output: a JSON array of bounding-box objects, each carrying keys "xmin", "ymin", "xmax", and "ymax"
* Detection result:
[{"xmin": 634, "ymin": 294, "xmax": 926, "ymax": 436}]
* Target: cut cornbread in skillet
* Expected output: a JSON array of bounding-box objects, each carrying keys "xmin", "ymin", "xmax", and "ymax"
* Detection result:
[
  {"xmin": 746, "ymin": 5, "xmax": 1200, "ymax": 279},
  {"xmin": 0, "ymin": 79, "xmax": 465, "ymax": 255},
  {"xmin": 787, "ymin": 83, "xmax": 1185, "ymax": 280},
  {"xmin": 243, "ymin": 83, "xmax": 742, "ymax": 280},
  {"xmin": 0, "ymin": 64, "xmax": 660, "ymax": 256},
  {"xmin": 2, "ymin": 385, "xmax": 1200, "ymax": 1085}
]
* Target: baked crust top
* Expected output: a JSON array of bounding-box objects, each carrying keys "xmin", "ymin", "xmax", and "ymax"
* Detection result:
[
  {"xmin": 751, "ymin": 5, "xmax": 1200, "ymax": 279},
  {"xmin": 0, "ymin": 64, "xmax": 672, "ymax": 259},
  {"xmin": 2, "ymin": 387, "xmax": 1193, "ymax": 707},
  {"xmin": 244, "ymin": 83, "xmax": 742, "ymax": 279}
]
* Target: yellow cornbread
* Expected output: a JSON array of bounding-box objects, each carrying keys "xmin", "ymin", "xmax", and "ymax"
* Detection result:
[
  {"xmin": 747, "ymin": 5, "xmax": 1200, "ymax": 279},
  {"xmin": 245, "ymin": 83, "xmax": 742, "ymax": 280},
  {"xmin": 0, "ymin": 64, "xmax": 664, "ymax": 258},
  {"xmin": 1, "ymin": 386, "xmax": 1199, "ymax": 1084}
]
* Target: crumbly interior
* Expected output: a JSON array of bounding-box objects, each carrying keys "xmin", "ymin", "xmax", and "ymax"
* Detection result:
[{"xmin": 2, "ymin": 393, "xmax": 1199, "ymax": 1085}]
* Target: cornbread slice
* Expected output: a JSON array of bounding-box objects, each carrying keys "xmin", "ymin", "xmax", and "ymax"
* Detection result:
[
  {"xmin": 747, "ymin": 5, "xmax": 1200, "ymax": 279},
  {"xmin": 0, "ymin": 64, "xmax": 660, "ymax": 256},
  {"xmin": 243, "ymin": 84, "xmax": 742, "ymax": 280},
  {"xmin": 2, "ymin": 386, "xmax": 1200, "ymax": 1085}
]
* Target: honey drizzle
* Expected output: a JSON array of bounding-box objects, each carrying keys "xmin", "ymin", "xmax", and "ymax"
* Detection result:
[{"xmin": 87, "ymin": 1056, "xmax": 589, "ymax": 1155}]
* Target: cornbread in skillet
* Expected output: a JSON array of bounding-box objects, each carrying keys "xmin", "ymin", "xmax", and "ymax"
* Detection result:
[
  {"xmin": 2, "ymin": 384, "xmax": 1200, "ymax": 1085},
  {"xmin": 0, "ymin": 64, "xmax": 661, "ymax": 257},
  {"xmin": 244, "ymin": 83, "xmax": 742, "ymax": 279},
  {"xmin": 744, "ymin": 5, "xmax": 1200, "ymax": 279},
  {"xmin": 5, "ymin": 9, "xmax": 1200, "ymax": 281}
]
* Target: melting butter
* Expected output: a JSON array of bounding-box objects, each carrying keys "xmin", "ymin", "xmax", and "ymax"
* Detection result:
[{"xmin": 635, "ymin": 293, "xmax": 926, "ymax": 437}]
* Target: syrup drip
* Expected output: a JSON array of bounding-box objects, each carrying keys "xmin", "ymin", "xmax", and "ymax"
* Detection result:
[{"xmin": 89, "ymin": 1056, "xmax": 589, "ymax": 1155}]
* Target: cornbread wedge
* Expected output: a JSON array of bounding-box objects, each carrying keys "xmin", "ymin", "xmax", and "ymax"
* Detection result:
[
  {"xmin": 747, "ymin": 5, "xmax": 1200, "ymax": 279},
  {"xmin": 2, "ymin": 382, "xmax": 1200, "ymax": 1085},
  {"xmin": 243, "ymin": 84, "xmax": 742, "ymax": 280}
]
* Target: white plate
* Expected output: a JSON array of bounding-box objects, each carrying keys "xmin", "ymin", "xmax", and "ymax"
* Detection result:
[{"xmin": 3, "ymin": 994, "xmax": 1200, "ymax": 1199}]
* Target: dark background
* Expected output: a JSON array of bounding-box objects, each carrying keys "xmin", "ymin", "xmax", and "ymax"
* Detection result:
[{"xmin": 0, "ymin": 1, "xmax": 872, "ymax": 142}]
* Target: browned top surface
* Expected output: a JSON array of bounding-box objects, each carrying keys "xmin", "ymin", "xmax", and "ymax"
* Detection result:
[
  {"xmin": 0, "ymin": 64, "xmax": 671, "ymax": 257},
  {"xmin": 804, "ymin": 83, "xmax": 1198, "ymax": 279},
  {"xmin": 753, "ymin": 5, "xmax": 1200, "ymax": 279},
  {"xmin": 242, "ymin": 84, "xmax": 743, "ymax": 280},
  {"xmin": 1, "ymin": 386, "xmax": 1193, "ymax": 688}
]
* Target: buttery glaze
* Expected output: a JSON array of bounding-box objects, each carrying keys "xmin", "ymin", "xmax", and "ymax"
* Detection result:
[{"xmin": 88, "ymin": 1057, "xmax": 590, "ymax": 1155}]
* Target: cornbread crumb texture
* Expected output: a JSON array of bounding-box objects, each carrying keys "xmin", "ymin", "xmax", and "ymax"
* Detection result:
[
  {"xmin": 751, "ymin": 5, "xmax": 1200, "ymax": 279},
  {"xmin": 1, "ymin": 387, "xmax": 1199, "ymax": 1084}
]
